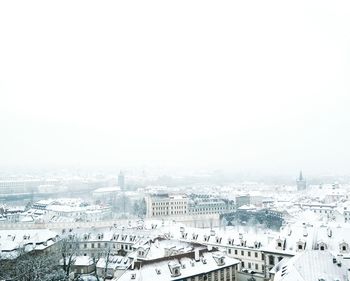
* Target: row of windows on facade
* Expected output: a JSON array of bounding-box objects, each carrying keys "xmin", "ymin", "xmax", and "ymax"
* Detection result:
[
  {"xmin": 81, "ymin": 233, "xmax": 136, "ymax": 242},
  {"xmin": 190, "ymin": 207, "xmax": 226, "ymax": 212},
  {"xmin": 189, "ymin": 210, "xmax": 226, "ymax": 215},
  {"xmin": 152, "ymin": 201, "xmax": 187, "ymax": 206},
  {"xmin": 152, "ymin": 206, "xmax": 187, "ymax": 210},
  {"xmin": 186, "ymin": 265, "xmax": 235, "ymax": 281},
  {"xmin": 181, "ymin": 233, "xmax": 260, "ymax": 248},
  {"xmin": 70, "ymin": 242, "xmax": 132, "ymax": 251},
  {"xmin": 153, "ymin": 211, "xmax": 187, "ymax": 216},
  {"xmin": 313, "ymin": 209, "xmax": 333, "ymax": 213},
  {"xmin": 241, "ymin": 261, "xmax": 264, "ymax": 272},
  {"xmin": 228, "ymin": 248, "xmax": 264, "ymax": 260}
]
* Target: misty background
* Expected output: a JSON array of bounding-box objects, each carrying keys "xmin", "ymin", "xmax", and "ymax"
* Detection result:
[{"xmin": 0, "ymin": 0, "xmax": 349, "ymax": 177}]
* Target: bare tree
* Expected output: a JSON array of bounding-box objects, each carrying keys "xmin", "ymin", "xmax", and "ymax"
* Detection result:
[
  {"xmin": 60, "ymin": 234, "xmax": 81, "ymax": 278},
  {"xmin": 93, "ymin": 243, "xmax": 113, "ymax": 281},
  {"xmin": 0, "ymin": 249, "xmax": 66, "ymax": 281},
  {"xmin": 101, "ymin": 245, "xmax": 112, "ymax": 281}
]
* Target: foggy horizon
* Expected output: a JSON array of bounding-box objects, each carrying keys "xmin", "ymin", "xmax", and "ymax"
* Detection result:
[
  {"xmin": 1, "ymin": 0, "xmax": 350, "ymax": 175},
  {"xmin": 1, "ymin": 2, "xmax": 350, "ymax": 280}
]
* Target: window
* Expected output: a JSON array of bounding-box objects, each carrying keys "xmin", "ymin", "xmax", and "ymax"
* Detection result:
[
  {"xmin": 248, "ymin": 251, "xmax": 251, "ymax": 257},
  {"xmin": 234, "ymin": 250, "xmax": 238, "ymax": 255},
  {"xmin": 255, "ymin": 252, "xmax": 258, "ymax": 258},
  {"xmin": 91, "ymin": 243, "xmax": 95, "ymax": 248},
  {"xmin": 255, "ymin": 264, "xmax": 258, "ymax": 270},
  {"xmin": 241, "ymin": 250, "xmax": 244, "ymax": 256},
  {"xmin": 220, "ymin": 269, "xmax": 224, "ymax": 281},
  {"xmin": 228, "ymin": 249, "xmax": 231, "ymax": 254},
  {"xmin": 241, "ymin": 261, "xmax": 245, "ymax": 268}
]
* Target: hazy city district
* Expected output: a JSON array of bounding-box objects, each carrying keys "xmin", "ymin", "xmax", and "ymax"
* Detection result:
[{"xmin": 1, "ymin": 169, "xmax": 350, "ymax": 281}]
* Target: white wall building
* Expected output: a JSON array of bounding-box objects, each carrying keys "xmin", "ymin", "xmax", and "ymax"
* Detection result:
[{"xmin": 145, "ymin": 194, "xmax": 188, "ymax": 218}]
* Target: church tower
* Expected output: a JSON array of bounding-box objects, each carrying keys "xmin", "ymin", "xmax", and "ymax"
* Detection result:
[{"xmin": 296, "ymin": 170, "xmax": 306, "ymax": 191}]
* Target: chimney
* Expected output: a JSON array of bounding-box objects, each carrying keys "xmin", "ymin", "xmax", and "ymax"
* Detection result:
[
  {"xmin": 303, "ymin": 227, "xmax": 308, "ymax": 237},
  {"xmin": 327, "ymin": 228, "xmax": 332, "ymax": 238},
  {"xmin": 195, "ymin": 249, "xmax": 200, "ymax": 261}
]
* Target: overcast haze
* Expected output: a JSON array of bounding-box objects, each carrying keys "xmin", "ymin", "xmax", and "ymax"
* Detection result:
[{"xmin": 0, "ymin": 1, "xmax": 349, "ymax": 174}]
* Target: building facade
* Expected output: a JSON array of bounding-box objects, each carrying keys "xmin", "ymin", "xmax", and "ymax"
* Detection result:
[{"xmin": 145, "ymin": 194, "xmax": 189, "ymax": 217}]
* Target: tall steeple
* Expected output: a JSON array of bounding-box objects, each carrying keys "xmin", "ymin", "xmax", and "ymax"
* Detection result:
[
  {"xmin": 296, "ymin": 170, "xmax": 306, "ymax": 191},
  {"xmin": 118, "ymin": 170, "xmax": 125, "ymax": 191},
  {"xmin": 299, "ymin": 170, "xmax": 304, "ymax": 181}
]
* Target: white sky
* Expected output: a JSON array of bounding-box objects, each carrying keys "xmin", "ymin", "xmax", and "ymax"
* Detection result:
[{"xmin": 0, "ymin": 0, "xmax": 349, "ymax": 174}]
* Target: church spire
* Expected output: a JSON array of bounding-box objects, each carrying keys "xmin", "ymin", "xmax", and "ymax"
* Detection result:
[{"xmin": 299, "ymin": 170, "xmax": 303, "ymax": 181}]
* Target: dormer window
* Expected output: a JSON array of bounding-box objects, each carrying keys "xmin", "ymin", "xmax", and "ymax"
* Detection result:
[
  {"xmin": 213, "ymin": 254, "xmax": 225, "ymax": 266},
  {"xmin": 340, "ymin": 242, "xmax": 349, "ymax": 253},
  {"xmin": 169, "ymin": 262, "xmax": 181, "ymax": 277},
  {"xmin": 276, "ymin": 238, "xmax": 285, "ymax": 250},
  {"xmin": 317, "ymin": 241, "xmax": 327, "ymax": 251},
  {"xmin": 296, "ymin": 240, "xmax": 306, "ymax": 251}
]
